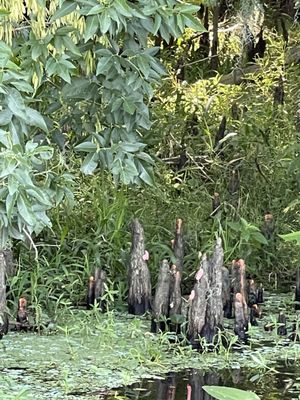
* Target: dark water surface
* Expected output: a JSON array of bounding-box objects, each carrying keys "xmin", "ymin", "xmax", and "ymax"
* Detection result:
[{"xmin": 117, "ymin": 363, "xmax": 300, "ymax": 400}]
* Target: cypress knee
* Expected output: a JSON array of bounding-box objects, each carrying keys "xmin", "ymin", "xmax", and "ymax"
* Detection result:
[
  {"xmin": 128, "ymin": 219, "xmax": 151, "ymax": 315},
  {"xmin": 151, "ymin": 260, "xmax": 171, "ymax": 333}
]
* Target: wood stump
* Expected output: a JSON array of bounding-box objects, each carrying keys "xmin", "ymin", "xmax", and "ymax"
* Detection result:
[
  {"xmin": 277, "ymin": 311, "xmax": 287, "ymax": 336},
  {"xmin": 234, "ymin": 293, "xmax": 248, "ymax": 342},
  {"xmin": 257, "ymin": 283, "xmax": 264, "ymax": 304},
  {"xmin": 188, "ymin": 238, "xmax": 224, "ymax": 348},
  {"xmin": 86, "ymin": 269, "xmax": 107, "ymax": 310},
  {"xmin": 94, "ymin": 268, "xmax": 107, "ymax": 311},
  {"xmin": 169, "ymin": 219, "xmax": 184, "ymax": 332},
  {"xmin": 0, "ymin": 252, "xmax": 8, "ymax": 338},
  {"xmin": 151, "ymin": 260, "xmax": 171, "ymax": 333},
  {"xmin": 231, "ymin": 259, "xmax": 248, "ymax": 306},
  {"xmin": 222, "ymin": 266, "xmax": 232, "ymax": 318},
  {"xmin": 173, "ymin": 218, "xmax": 184, "ymax": 274},
  {"xmin": 128, "ymin": 219, "xmax": 151, "ymax": 315}
]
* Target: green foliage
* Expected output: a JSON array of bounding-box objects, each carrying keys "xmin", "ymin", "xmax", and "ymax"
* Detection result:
[
  {"xmin": 279, "ymin": 231, "xmax": 300, "ymax": 246},
  {"xmin": 1, "ymin": 0, "xmax": 205, "ymax": 185},
  {"xmin": 203, "ymin": 386, "xmax": 260, "ymax": 400}
]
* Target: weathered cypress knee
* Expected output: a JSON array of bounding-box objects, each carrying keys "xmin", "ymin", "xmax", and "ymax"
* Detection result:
[
  {"xmin": 86, "ymin": 276, "xmax": 95, "ymax": 310},
  {"xmin": 231, "ymin": 258, "xmax": 248, "ymax": 306},
  {"xmin": 169, "ymin": 266, "xmax": 182, "ymax": 333},
  {"xmin": 222, "ymin": 266, "xmax": 232, "ymax": 318},
  {"xmin": 151, "ymin": 260, "xmax": 171, "ymax": 333},
  {"xmin": 94, "ymin": 268, "xmax": 107, "ymax": 311},
  {"xmin": 128, "ymin": 219, "xmax": 151, "ymax": 315},
  {"xmin": 168, "ymin": 219, "xmax": 184, "ymax": 332},
  {"xmin": 0, "ymin": 252, "xmax": 8, "ymax": 339},
  {"xmin": 257, "ymin": 283, "xmax": 264, "ymax": 304},
  {"xmin": 261, "ymin": 213, "xmax": 275, "ymax": 240},
  {"xmin": 295, "ymin": 268, "xmax": 300, "ymax": 310},
  {"xmin": 188, "ymin": 238, "xmax": 224, "ymax": 347},
  {"xmin": 234, "ymin": 292, "xmax": 248, "ymax": 342},
  {"xmin": 201, "ymin": 238, "xmax": 224, "ymax": 343},
  {"xmin": 187, "ymin": 260, "xmax": 207, "ymax": 349},
  {"xmin": 173, "ymin": 218, "xmax": 184, "ymax": 274},
  {"xmin": 247, "ymin": 279, "xmax": 257, "ymax": 307},
  {"xmin": 277, "ymin": 311, "xmax": 287, "ymax": 336}
]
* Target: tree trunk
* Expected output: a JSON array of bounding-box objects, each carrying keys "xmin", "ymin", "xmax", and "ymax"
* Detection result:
[
  {"xmin": 234, "ymin": 293, "xmax": 248, "ymax": 342},
  {"xmin": 173, "ymin": 218, "xmax": 184, "ymax": 273},
  {"xmin": 151, "ymin": 259, "xmax": 171, "ymax": 333},
  {"xmin": 231, "ymin": 259, "xmax": 248, "ymax": 305},
  {"xmin": 168, "ymin": 218, "xmax": 184, "ymax": 331},
  {"xmin": 222, "ymin": 266, "xmax": 232, "ymax": 318},
  {"xmin": 188, "ymin": 256, "xmax": 208, "ymax": 348},
  {"xmin": 188, "ymin": 238, "xmax": 224, "ymax": 347},
  {"xmin": 94, "ymin": 268, "xmax": 107, "ymax": 311},
  {"xmin": 201, "ymin": 238, "xmax": 224, "ymax": 343},
  {"xmin": 128, "ymin": 219, "xmax": 151, "ymax": 315},
  {"xmin": 257, "ymin": 283, "xmax": 264, "ymax": 304},
  {"xmin": 0, "ymin": 252, "xmax": 8, "ymax": 338},
  {"xmin": 169, "ymin": 267, "xmax": 182, "ymax": 332}
]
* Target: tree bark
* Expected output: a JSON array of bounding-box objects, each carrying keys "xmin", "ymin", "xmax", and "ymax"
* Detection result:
[
  {"xmin": 188, "ymin": 238, "xmax": 224, "ymax": 347},
  {"xmin": 151, "ymin": 259, "xmax": 171, "ymax": 333},
  {"xmin": 188, "ymin": 256, "xmax": 208, "ymax": 348},
  {"xmin": 231, "ymin": 259, "xmax": 248, "ymax": 305},
  {"xmin": 173, "ymin": 218, "xmax": 184, "ymax": 274},
  {"xmin": 94, "ymin": 268, "xmax": 107, "ymax": 311},
  {"xmin": 234, "ymin": 293, "xmax": 248, "ymax": 342},
  {"xmin": 128, "ymin": 219, "xmax": 151, "ymax": 315},
  {"xmin": 222, "ymin": 266, "xmax": 232, "ymax": 318},
  {"xmin": 0, "ymin": 252, "xmax": 8, "ymax": 338},
  {"xmin": 169, "ymin": 267, "xmax": 182, "ymax": 332},
  {"xmin": 201, "ymin": 238, "xmax": 224, "ymax": 343}
]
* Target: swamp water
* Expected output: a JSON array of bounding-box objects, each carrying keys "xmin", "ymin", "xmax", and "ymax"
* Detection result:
[{"xmin": 1, "ymin": 293, "xmax": 300, "ymax": 399}]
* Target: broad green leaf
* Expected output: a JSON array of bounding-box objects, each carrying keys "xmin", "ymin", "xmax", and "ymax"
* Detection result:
[
  {"xmin": 0, "ymin": 109, "xmax": 12, "ymax": 126},
  {"xmin": 81, "ymin": 153, "xmax": 98, "ymax": 174},
  {"xmin": 75, "ymin": 141, "xmax": 97, "ymax": 152},
  {"xmin": 153, "ymin": 14, "xmax": 161, "ymax": 35},
  {"xmin": 84, "ymin": 15, "xmax": 99, "ymax": 41},
  {"xmin": 251, "ymin": 232, "xmax": 269, "ymax": 245},
  {"xmin": 139, "ymin": 163, "xmax": 154, "ymax": 186},
  {"xmin": 96, "ymin": 56, "xmax": 112, "ymax": 75},
  {"xmin": 6, "ymin": 193, "xmax": 17, "ymax": 219},
  {"xmin": 182, "ymin": 14, "xmax": 206, "ymax": 32},
  {"xmin": 26, "ymin": 188, "xmax": 52, "ymax": 207},
  {"xmin": 86, "ymin": 4, "xmax": 103, "ymax": 15},
  {"xmin": 25, "ymin": 108, "xmax": 48, "ymax": 132},
  {"xmin": 6, "ymin": 89, "xmax": 26, "ymax": 119},
  {"xmin": 203, "ymin": 386, "xmax": 260, "ymax": 400},
  {"xmin": 99, "ymin": 11, "xmax": 111, "ymax": 34},
  {"xmin": 123, "ymin": 99, "xmax": 136, "ymax": 115},
  {"xmin": 62, "ymin": 36, "xmax": 82, "ymax": 56},
  {"xmin": 50, "ymin": 1, "xmax": 77, "ymax": 21},
  {"xmin": 114, "ymin": 0, "xmax": 132, "ymax": 17},
  {"xmin": 279, "ymin": 231, "xmax": 300, "ymax": 245},
  {"xmin": 17, "ymin": 195, "xmax": 35, "ymax": 226}
]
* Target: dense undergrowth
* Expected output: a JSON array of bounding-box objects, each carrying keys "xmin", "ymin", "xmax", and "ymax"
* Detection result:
[{"xmin": 6, "ymin": 24, "xmax": 300, "ymax": 320}]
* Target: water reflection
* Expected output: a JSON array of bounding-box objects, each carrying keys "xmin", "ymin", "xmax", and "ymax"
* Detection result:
[{"xmin": 118, "ymin": 365, "xmax": 299, "ymax": 400}]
